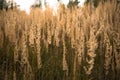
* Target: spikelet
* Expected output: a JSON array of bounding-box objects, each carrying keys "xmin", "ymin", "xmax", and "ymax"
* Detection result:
[
  {"xmin": 4, "ymin": 12, "xmax": 16, "ymax": 43},
  {"xmin": 77, "ymin": 29, "xmax": 85, "ymax": 65},
  {"xmin": 21, "ymin": 23, "xmax": 33, "ymax": 80},
  {"xmin": 104, "ymin": 32, "xmax": 112, "ymax": 75},
  {"xmin": 54, "ymin": 24, "xmax": 60, "ymax": 46},
  {"xmin": 29, "ymin": 24, "xmax": 35, "ymax": 46},
  {"xmin": 14, "ymin": 34, "xmax": 19, "ymax": 62},
  {"xmin": 66, "ymin": 9, "xmax": 72, "ymax": 37},
  {"xmin": 115, "ymin": 38, "xmax": 120, "ymax": 71},
  {"xmin": 35, "ymin": 24, "xmax": 42, "ymax": 69},
  {"xmin": 84, "ymin": 27, "xmax": 98, "ymax": 75},
  {"xmin": 70, "ymin": 11, "xmax": 76, "ymax": 48},
  {"xmin": 21, "ymin": 26, "xmax": 28, "ymax": 66},
  {"xmin": 47, "ymin": 22, "xmax": 52, "ymax": 45},
  {"xmin": 112, "ymin": 32, "xmax": 120, "ymax": 77}
]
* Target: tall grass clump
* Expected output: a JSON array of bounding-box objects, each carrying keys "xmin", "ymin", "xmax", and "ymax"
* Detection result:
[{"xmin": 0, "ymin": 0, "xmax": 120, "ymax": 80}]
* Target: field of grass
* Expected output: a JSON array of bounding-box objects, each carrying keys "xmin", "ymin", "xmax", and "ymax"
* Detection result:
[{"xmin": 0, "ymin": 1, "xmax": 120, "ymax": 80}]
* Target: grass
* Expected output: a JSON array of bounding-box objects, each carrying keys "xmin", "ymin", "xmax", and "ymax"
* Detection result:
[{"xmin": 0, "ymin": 1, "xmax": 120, "ymax": 80}]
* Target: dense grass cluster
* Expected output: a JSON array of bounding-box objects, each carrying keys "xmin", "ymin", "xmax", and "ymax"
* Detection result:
[{"xmin": 0, "ymin": 1, "xmax": 120, "ymax": 80}]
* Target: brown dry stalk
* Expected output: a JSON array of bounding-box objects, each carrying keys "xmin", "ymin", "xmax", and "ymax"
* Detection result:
[
  {"xmin": 73, "ymin": 51, "xmax": 77, "ymax": 80},
  {"xmin": 0, "ymin": 29, "xmax": 3, "ymax": 48},
  {"xmin": 13, "ymin": 71, "xmax": 16, "ymax": 80},
  {"xmin": 62, "ymin": 33, "xmax": 68, "ymax": 76}
]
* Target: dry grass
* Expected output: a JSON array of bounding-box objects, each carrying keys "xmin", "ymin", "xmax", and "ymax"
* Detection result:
[{"xmin": 0, "ymin": 1, "xmax": 120, "ymax": 80}]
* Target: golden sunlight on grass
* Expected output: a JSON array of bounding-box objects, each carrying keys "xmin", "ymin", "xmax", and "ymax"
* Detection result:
[{"xmin": 0, "ymin": 1, "xmax": 120, "ymax": 80}]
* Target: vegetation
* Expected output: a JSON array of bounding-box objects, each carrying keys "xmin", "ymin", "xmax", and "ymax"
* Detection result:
[{"xmin": 0, "ymin": 0, "xmax": 120, "ymax": 80}]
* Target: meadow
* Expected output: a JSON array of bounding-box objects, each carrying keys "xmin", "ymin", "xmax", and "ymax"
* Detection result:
[{"xmin": 0, "ymin": 1, "xmax": 120, "ymax": 80}]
